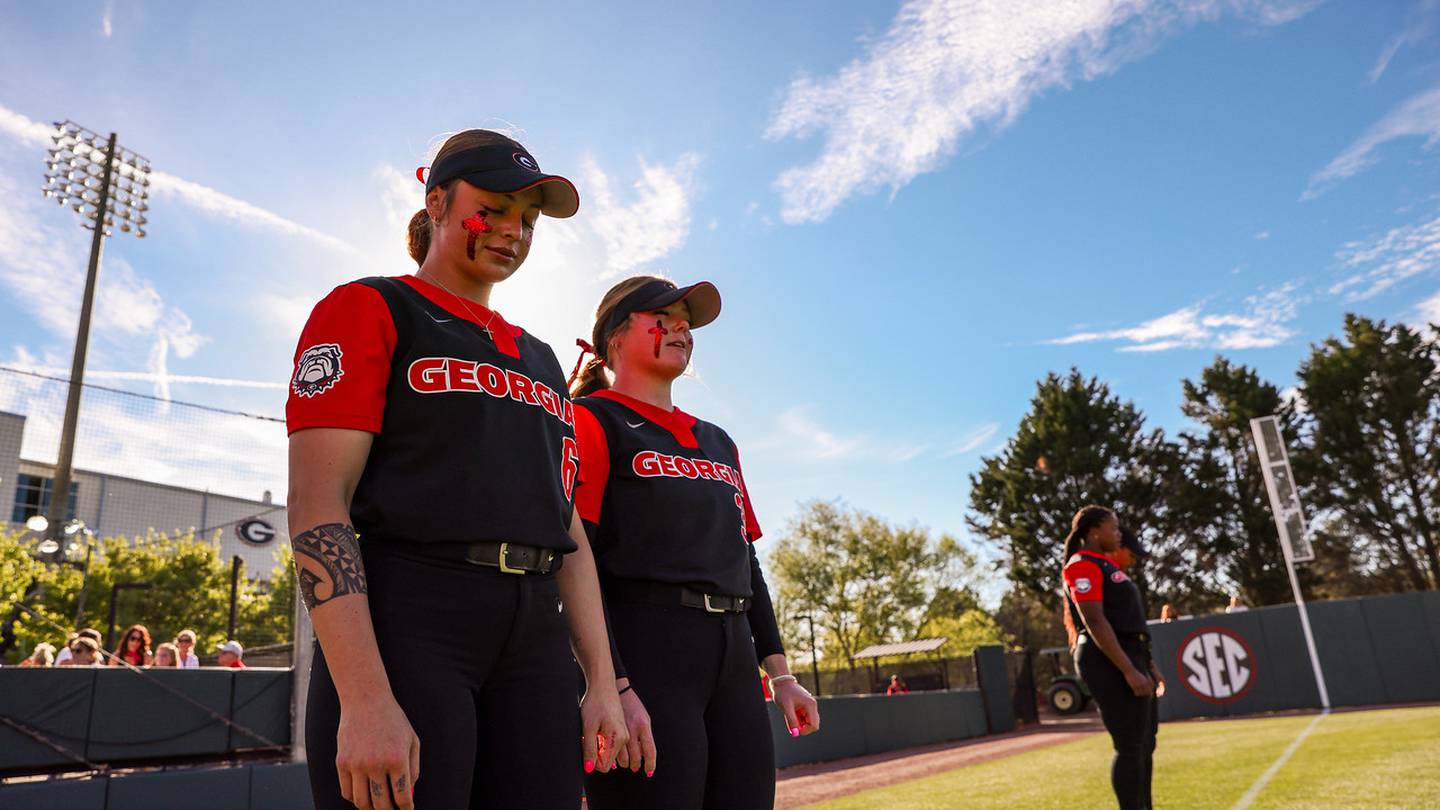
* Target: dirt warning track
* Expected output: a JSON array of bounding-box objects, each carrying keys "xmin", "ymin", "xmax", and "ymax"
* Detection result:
[{"xmin": 774, "ymin": 718, "xmax": 1104, "ymax": 809}]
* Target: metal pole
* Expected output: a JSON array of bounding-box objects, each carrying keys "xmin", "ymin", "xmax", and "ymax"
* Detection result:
[
  {"xmin": 291, "ymin": 586, "xmax": 314, "ymax": 763},
  {"xmin": 73, "ymin": 542, "xmax": 93, "ymax": 628},
  {"xmin": 227, "ymin": 555, "xmax": 241, "ymax": 640},
  {"xmin": 46, "ymin": 132, "xmax": 117, "ymax": 557},
  {"xmin": 1280, "ymin": 527, "xmax": 1331, "ymax": 709},
  {"xmin": 805, "ymin": 615, "xmax": 822, "ymax": 696},
  {"xmin": 106, "ymin": 581, "xmax": 120, "ymax": 652}
]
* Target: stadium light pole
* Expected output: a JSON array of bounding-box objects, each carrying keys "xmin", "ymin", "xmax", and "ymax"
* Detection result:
[{"xmin": 40, "ymin": 121, "xmax": 151, "ymax": 559}]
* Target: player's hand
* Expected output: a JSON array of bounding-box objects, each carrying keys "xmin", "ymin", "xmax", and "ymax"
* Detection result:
[
  {"xmin": 580, "ymin": 684, "xmax": 629, "ymax": 774},
  {"xmin": 1124, "ymin": 667, "xmax": 1155, "ymax": 698},
  {"xmin": 1149, "ymin": 662, "xmax": 1166, "ymax": 698},
  {"xmin": 614, "ymin": 683, "xmax": 658, "ymax": 776},
  {"xmin": 775, "ymin": 680, "xmax": 821, "ymax": 737},
  {"xmin": 335, "ymin": 694, "xmax": 420, "ymax": 810}
]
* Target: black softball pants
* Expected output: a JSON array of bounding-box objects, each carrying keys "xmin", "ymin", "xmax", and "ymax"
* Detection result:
[
  {"xmin": 583, "ymin": 597, "xmax": 776, "ymax": 810},
  {"xmin": 305, "ymin": 541, "xmax": 581, "ymax": 809},
  {"xmin": 1077, "ymin": 636, "xmax": 1158, "ymax": 810}
]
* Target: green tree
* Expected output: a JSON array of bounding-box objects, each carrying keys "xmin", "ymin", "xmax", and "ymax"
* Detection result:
[
  {"xmin": 1298, "ymin": 315, "xmax": 1440, "ymax": 591},
  {"xmin": 967, "ymin": 369, "xmax": 1178, "ymax": 605},
  {"xmin": 770, "ymin": 500, "xmax": 973, "ymax": 668},
  {"xmin": 917, "ymin": 586, "xmax": 1011, "ymax": 656},
  {"xmin": 1163, "ymin": 357, "xmax": 1296, "ymax": 610},
  {"xmin": 0, "ymin": 529, "xmax": 294, "ymax": 664}
]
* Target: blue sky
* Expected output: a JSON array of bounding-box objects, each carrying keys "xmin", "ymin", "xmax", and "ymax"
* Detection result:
[{"xmin": 1, "ymin": 0, "xmax": 1438, "ymax": 583}]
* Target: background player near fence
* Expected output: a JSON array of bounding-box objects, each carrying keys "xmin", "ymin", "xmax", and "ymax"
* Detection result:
[
  {"xmin": 286, "ymin": 129, "xmax": 626, "ymax": 810},
  {"xmin": 570, "ymin": 274, "xmax": 820, "ymax": 810}
]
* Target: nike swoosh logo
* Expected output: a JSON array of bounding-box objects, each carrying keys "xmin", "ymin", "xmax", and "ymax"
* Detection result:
[
  {"xmin": 626, "ymin": 421, "xmax": 645, "ymax": 429},
  {"xmin": 426, "ymin": 312, "xmax": 452, "ymax": 324}
]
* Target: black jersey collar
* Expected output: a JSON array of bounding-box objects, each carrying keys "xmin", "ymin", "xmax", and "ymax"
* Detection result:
[
  {"xmin": 591, "ymin": 389, "xmax": 699, "ymax": 448},
  {"xmin": 401, "ymin": 275, "xmax": 523, "ymax": 358}
]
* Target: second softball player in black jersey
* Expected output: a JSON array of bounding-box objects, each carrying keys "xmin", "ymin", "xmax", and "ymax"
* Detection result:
[
  {"xmin": 1061, "ymin": 506, "xmax": 1163, "ymax": 810},
  {"xmin": 569, "ymin": 275, "xmax": 820, "ymax": 810}
]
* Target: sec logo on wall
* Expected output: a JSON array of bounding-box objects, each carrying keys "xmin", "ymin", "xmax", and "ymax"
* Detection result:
[{"xmin": 1177, "ymin": 626, "xmax": 1256, "ymax": 703}]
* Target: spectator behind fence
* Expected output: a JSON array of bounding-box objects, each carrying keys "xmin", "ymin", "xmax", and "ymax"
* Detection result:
[
  {"xmin": 1160, "ymin": 604, "xmax": 1177, "ymax": 622},
  {"xmin": 215, "ymin": 640, "xmax": 245, "ymax": 668},
  {"xmin": 887, "ymin": 674, "xmax": 909, "ymax": 696},
  {"xmin": 153, "ymin": 642, "xmax": 180, "ymax": 668},
  {"xmin": 54, "ymin": 628, "xmax": 103, "ymax": 666},
  {"xmin": 20, "ymin": 642, "xmax": 56, "ymax": 667},
  {"xmin": 174, "ymin": 629, "xmax": 201, "ymax": 668},
  {"xmin": 110, "ymin": 624, "xmax": 154, "ymax": 667},
  {"xmin": 61, "ymin": 637, "xmax": 101, "ymax": 667},
  {"xmin": 1225, "ymin": 595, "xmax": 1248, "ymax": 614}
]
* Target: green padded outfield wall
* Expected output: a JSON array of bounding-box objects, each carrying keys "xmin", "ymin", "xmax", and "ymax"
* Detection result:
[{"xmin": 1147, "ymin": 592, "xmax": 1440, "ymax": 722}]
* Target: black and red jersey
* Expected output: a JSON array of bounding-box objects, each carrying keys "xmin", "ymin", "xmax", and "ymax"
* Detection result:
[
  {"xmin": 573, "ymin": 390, "xmax": 760, "ymax": 596},
  {"xmin": 573, "ymin": 390, "xmax": 784, "ymax": 670},
  {"xmin": 286, "ymin": 275, "xmax": 578, "ymax": 552},
  {"xmin": 1062, "ymin": 550, "xmax": 1148, "ymax": 636}
]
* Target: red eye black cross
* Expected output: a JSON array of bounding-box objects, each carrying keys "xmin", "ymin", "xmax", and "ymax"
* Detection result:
[
  {"xmin": 649, "ymin": 319, "xmax": 668, "ymax": 359},
  {"xmin": 461, "ymin": 211, "xmax": 492, "ymax": 260}
]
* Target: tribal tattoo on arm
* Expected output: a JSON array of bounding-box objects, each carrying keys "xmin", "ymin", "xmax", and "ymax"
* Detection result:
[{"xmin": 292, "ymin": 523, "xmax": 368, "ymax": 611}]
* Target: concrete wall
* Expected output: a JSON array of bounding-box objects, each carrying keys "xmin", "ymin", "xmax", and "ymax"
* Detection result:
[
  {"xmin": 0, "ymin": 762, "xmax": 313, "ymax": 810},
  {"xmin": 1148, "ymin": 591, "xmax": 1440, "ymax": 721}
]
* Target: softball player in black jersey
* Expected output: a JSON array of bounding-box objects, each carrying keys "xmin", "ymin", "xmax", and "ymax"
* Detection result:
[
  {"xmin": 287, "ymin": 130, "xmax": 626, "ymax": 810},
  {"xmin": 1061, "ymin": 506, "xmax": 1164, "ymax": 810},
  {"xmin": 568, "ymin": 275, "xmax": 821, "ymax": 810}
]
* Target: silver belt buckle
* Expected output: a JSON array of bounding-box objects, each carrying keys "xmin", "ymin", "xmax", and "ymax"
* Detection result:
[{"xmin": 702, "ymin": 593, "xmax": 726, "ymax": 613}]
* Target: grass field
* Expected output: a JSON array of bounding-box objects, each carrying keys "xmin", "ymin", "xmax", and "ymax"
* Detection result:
[{"xmin": 803, "ymin": 706, "xmax": 1440, "ymax": 809}]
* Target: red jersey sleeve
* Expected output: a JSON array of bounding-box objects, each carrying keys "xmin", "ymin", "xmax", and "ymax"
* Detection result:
[
  {"xmin": 572, "ymin": 404, "xmax": 610, "ymax": 523},
  {"xmin": 1063, "ymin": 558, "xmax": 1104, "ymax": 603},
  {"xmin": 732, "ymin": 442, "xmax": 763, "ymax": 542},
  {"xmin": 285, "ymin": 283, "xmax": 396, "ymax": 435}
]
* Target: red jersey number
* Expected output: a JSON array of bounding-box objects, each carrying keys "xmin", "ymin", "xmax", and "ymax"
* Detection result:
[{"xmin": 561, "ymin": 436, "xmax": 580, "ymax": 501}]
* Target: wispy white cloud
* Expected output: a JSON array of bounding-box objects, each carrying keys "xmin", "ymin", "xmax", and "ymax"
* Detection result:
[
  {"xmin": 1050, "ymin": 283, "xmax": 1301, "ymax": 352},
  {"xmin": 1367, "ymin": 0, "xmax": 1438, "ymax": 84},
  {"xmin": 0, "ymin": 166, "xmax": 207, "ymax": 397},
  {"xmin": 1254, "ymin": 230, "xmax": 1270, "ymax": 240},
  {"xmin": 765, "ymin": 0, "xmax": 1316, "ymax": 223},
  {"xmin": 581, "ymin": 153, "xmax": 701, "ymax": 276},
  {"xmin": 1304, "ymin": 84, "xmax": 1440, "ymax": 200},
  {"xmin": 778, "ymin": 405, "xmax": 866, "ymax": 460},
  {"xmin": 1330, "ymin": 213, "xmax": 1440, "ymax": 300},
  {"xmin": 101, "ymin": 0, "xmax": 114, "ymax": 38},
  {"xmin": 945, "ymin": 422, "xmax": 999, "ymax": 457},
  {"xmin": 0, "ymin": 102, "xmax": 360, "ymax": 255},
  {"xmin": 1414, "ymin": 289, "xmax": 1440, "ymax": 332}
]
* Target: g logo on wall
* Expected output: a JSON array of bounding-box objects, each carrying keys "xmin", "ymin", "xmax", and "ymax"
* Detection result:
[
  {"xmin": 293, "ymin": 344, "xmax": 343, "ymax": 397},
  {"xmin": 1177, "ymin": 627, "xmax": 1256, "ymax": 703},
  {"xmin": 236, "ymin": 519, "xmax": 277, "ymax": 546}
]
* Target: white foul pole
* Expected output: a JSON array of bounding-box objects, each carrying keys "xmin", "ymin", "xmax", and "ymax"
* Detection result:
[{"xmin": 1250, "ymin": 416, "xmax": 1330, "ymax": 709}]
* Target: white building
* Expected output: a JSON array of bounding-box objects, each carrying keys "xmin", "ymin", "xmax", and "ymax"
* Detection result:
[{"xmin": 0, "ymin": 411, "xmax": 289, "ymax": 577}]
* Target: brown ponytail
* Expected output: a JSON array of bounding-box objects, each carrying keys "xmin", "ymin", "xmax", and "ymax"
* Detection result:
[
  {"xmin": 406, "ymin": 209, "xmax": 431, "ymax": 266},
  {"xmin": 405, "ymin": 129, "xmax": 519, "ymax": 266},
  {"xmin": 1061, "ymin": 505, "xmax": 1115, "ymax": 649},
  {"xmin": 568, "ymin": 274, "xmax": 672, "ymax": 398}
]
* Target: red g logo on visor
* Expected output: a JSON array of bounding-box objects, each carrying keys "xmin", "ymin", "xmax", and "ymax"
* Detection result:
[{"xmin": 514, "ymin": 152, "xmax": 539, "ymax": 172}]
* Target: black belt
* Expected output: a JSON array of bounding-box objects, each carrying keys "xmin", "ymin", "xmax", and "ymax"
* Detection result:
[
  {"xmin": 401, "ymin": 540, "xmax": 561, "ymax": 574},
  {"xmin": 607, "ymin": 579, "xmax": 751, "ymax": 613}
]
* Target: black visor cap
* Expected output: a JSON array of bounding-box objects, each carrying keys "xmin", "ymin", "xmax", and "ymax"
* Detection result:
[
  {"xmin": 425, "ymin": 137, "xmax": 579, "ymax": 219},
  {"xmin": 596, "ymin": 280, "xmax": 722, "ymax": 357}
]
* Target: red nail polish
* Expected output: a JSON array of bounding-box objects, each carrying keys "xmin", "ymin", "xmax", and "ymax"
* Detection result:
[
  {"xmin": 646, "ymin": 770, "xmax": 655, "ymax": 778},
  {"xmin": 584, "ymin": 760, "xmax": 596, "ymax": 774},
  {"xmin": 790, "ymin": 727, "xmax": 799, "ymax": 737}
]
